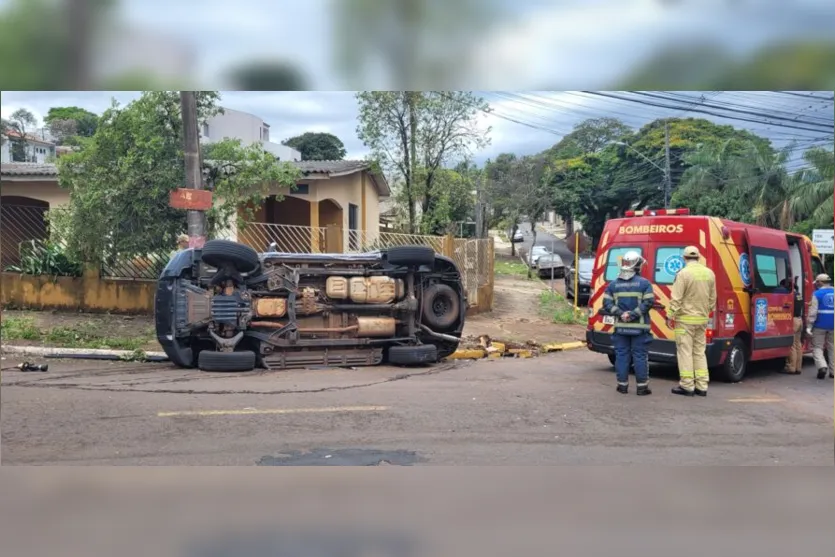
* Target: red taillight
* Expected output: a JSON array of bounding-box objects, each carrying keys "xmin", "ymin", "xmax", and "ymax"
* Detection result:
[{"xmin": 706, "ymin": 328, "xmax": 714, "ymax": 344}]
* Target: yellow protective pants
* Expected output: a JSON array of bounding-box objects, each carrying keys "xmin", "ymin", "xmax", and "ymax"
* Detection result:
[{"xmin": 675, "ymin": 322, "xmax": 709, "ymax": 392}]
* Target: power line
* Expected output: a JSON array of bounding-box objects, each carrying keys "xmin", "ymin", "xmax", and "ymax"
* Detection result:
[
  {"xmin": 581, "ymin": 91, "xmax": 833, "ymax": 134},
  {"xmin": 634, "ymin": 91, "xmax": 834, "ymax": 129},
  {"xmin": 771, "ymin": 91, "xmax": 835, "ymax": 102}
]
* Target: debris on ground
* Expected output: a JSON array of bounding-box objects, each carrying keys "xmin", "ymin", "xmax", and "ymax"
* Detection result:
[{"xmin": 445, "ymin": 334, "xmax": 585, "ymax": 360}]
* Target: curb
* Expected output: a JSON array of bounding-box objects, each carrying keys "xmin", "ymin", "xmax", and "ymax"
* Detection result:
[
  {"xmin": 1, "ymin": 346, "xmax": 168, "ymax": 360},
  {"xmin": 445, "ymin": 340, "xmax": 586, "ymax": 361}
]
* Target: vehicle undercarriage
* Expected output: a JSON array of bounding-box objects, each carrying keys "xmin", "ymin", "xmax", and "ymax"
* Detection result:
[{"xmin": 155, "ymin": 241, "xmax": 466, "ymax": 371}]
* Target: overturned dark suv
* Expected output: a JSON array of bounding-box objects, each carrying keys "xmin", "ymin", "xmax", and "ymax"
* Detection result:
[{"xmin": 155, "ymin": 240, "xmax": 466, "ymax": 371}]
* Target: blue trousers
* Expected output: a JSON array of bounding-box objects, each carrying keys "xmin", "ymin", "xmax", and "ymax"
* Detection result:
[{"xmin": 612, "ymin": 333, "xmax": 650, "ymax": 385}]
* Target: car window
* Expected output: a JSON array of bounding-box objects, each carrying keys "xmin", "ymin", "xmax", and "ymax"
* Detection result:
[
  {"xmin": 578, "ymin": 259, "xmax": 594, "ymax": 272},
  {"xmin": 655, "ymin": 246, "xmax": 686, "ymax": 284},
  {"xmin": 605, "ymin": 247, "xmax": 642, "ymax": 281}
]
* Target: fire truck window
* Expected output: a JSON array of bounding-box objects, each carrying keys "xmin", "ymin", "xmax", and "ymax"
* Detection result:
[
  {"xmin": 605, "ymin": 247, "xmax": 642, "ymax": 281},
  {"xmin": 754, "ymin": 253, "xmax": 790, "ymax": 292},
  {"xmin": 655, "ymin": 247, "xmax": 686, "ymax": 284}
]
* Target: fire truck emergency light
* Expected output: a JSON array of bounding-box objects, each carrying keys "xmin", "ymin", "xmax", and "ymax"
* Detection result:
[{"xmin": 624, "ymin": 208, "xmax": 691, "ymax": 217}]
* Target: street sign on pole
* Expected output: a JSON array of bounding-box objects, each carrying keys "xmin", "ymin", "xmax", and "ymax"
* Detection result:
[{"xmin": 812, "ymin": 229, "xmax": 834, "ymax": 255}]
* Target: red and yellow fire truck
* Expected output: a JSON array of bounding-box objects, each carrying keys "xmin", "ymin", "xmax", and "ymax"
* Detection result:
[{"xmin": 586, "ymin": 208, "xmax": 825, "ymax": 382}]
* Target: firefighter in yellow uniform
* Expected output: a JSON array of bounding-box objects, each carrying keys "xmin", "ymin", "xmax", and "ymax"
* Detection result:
[{"xmin": 666, "ymin": 246, "xmax": 717, "ymax": 397}]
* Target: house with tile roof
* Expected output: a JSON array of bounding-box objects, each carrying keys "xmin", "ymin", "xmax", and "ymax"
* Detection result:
[
  {"xmin": 1, "ymin": 131, "xmax": 56, "ymax": 164},
  {"xmin": 0, "ymin": 159, "xmax": 390, "ymax": 265}
]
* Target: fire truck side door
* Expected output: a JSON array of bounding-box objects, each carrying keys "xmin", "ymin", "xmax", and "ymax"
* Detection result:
[{"xmin": 745, "ymin": 233, "xmax": 795, "ymax": 358}]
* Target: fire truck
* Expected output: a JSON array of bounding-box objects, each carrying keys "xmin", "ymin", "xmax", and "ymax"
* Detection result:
[{"xmin": 586, "ymin": 208, "xmax": 825, "ymax": 382}]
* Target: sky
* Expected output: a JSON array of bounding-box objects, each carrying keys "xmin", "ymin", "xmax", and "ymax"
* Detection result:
[{"xmin": 2, "ymin": 91, "xmax": 832, "ymax": 170}]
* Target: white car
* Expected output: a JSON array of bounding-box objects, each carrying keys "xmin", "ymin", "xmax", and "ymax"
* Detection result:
[
  {"xmin": 528, "ymin": 245, "xmax": 551, "ymax": 267},
  {"xmin": 511, "ymin": 230, "xmax": 524, "ymax": 243}
]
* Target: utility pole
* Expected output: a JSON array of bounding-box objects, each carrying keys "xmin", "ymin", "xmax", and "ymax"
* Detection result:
[
  {"xmin": 663, "ymin": 120, "xmax": 672, "ymax": 209},
  {"xmin": 180, "ymin": 91, "xmax": 207, "ymax": 247}
]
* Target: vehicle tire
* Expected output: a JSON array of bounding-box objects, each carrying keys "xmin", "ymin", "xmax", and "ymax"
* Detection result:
[
  {"xmin": 717, "ymin": 337, "xmax": 747, "ymax": 383},
  {"xmin": 422, "ymin": 283, "xmax": 461, "ymax": 330},
  {"xmin": 201, "ymin": 240, "xmax": 260, "ymax": 274},
  {"xmin": 387, "ymin": 245, "xmax": 435, "ymax": 267},
  {"xmin": 388, "ymin": 344, "xmax": 438, "ymax": 365},
  {"xmin": 565, "ymin": 278, "xmax": 574, "ymax": 300},
  {"xmin": 198, "ymin": 350, "xmax": 257, "ymax": 372}
]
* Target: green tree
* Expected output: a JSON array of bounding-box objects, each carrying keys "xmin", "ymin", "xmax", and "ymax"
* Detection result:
[
  {"xmin": 44, "ymin": 106, "xmax": 99, "ymax": 140},
  {"xmin": 282, "ymin": 132, "xmax": 347, "ymax": 161},
  {"xmin": 790, "ymin": 147, "xmax": 835, "ymax": 229},
  {"xmin": 56, "ymin": 91, "xmax": 300, "ymax": 263},
  {"xmin": 542, "ymin": 117, "xmax": 633, "ymax": 234},
  {"xmin": 355, "ymin": 91, "xmax": 489, "ymax": 233},
  {"xmin": 417, "ymin": 167, "xmax": 474, "ymax": 235}
]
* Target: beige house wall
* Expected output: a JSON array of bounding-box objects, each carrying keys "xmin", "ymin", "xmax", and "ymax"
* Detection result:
[{"xmin": 0, "ymin": 180, "xmax": 69, "ymax": 208}]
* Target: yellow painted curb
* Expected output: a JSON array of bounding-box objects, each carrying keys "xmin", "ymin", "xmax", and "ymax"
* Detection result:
[
  {"xmin": 541, "ymin": 341, "xmax": 586, "ymax": 353},
  {"xmin": 508, "ymin": 348, "xmax": 534, "ymax": 358},
  {"xmin": 448, "ymin": 349, "xmax": 488, "ymax": 360}
]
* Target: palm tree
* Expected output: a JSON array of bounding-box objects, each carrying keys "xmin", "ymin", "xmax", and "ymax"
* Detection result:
[
  {"xmin": 728, "ymin": 140, "xmax": 795, "ymax": 229},
  {"xmin": 790, "ymin": 147, "xmax": 835, "ymax": 228}
]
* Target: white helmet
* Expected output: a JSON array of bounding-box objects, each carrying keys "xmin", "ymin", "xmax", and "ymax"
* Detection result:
[{"xmin": 619, "ymin": 250, "xmax": 644, "ymax": 280}]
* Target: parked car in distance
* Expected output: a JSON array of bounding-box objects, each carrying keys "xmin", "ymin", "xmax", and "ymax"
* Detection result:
[
  {"xmin": 511, "ymin": 229, "xmax": 524, "ymax": 243},
  {"xmin": 536, "ymin": 253, "xmax": 565, "ymax": 279},
  {"xmin": 528, "ymin": 245, "xmax": 551, "ymax": 267},
  {"xmin": 565, "ymin": 254, "xmax": 595, "ymax": 302},
  {"xmin": 155, "ymin": 240, "xmax": 466, "ymax": 372}
]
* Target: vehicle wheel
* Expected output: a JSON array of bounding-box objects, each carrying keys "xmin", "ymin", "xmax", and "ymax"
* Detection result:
[
  {"xmin": 422, "ymin": 283, "xmax": 460, "ymax": 330},
  {"xmin": 387, "ymin": 245, "xmax": 435, "ymax": 267},
  {"xmin": 201, "ymin": 240, "xmax": 260, "ymax": 274},
  {"xmin": 198, "ymin": 350, "xmax": 257, "ymax": 372},
  {"xmin": 388, "ymin": 344, "xmax": 439, "ymax": 365},
  {"xmin": 717, "ymin": 337, "xmax": 747, "ymax": 383}
]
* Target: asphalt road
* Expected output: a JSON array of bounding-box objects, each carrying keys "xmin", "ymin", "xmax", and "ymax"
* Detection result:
[
  {"xmin": 517, "ymin": 222, "xmax": 573, "ymax": 261},
  {"xmin": 2, "ymin": 350, "xmax": 832, "ymax": 465}
]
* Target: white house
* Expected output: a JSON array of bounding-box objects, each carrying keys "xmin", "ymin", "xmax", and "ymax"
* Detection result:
[
  {"xmin": 0, "ymin": 131, "xmax": 56, "ymax": 164},
  {"xmin": 201, "ymin": 107, "xmax": 302, "ymax": 161}
]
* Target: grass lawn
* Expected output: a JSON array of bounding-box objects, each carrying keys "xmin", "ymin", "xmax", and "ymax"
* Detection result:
[
  {"xmin": 538, "ymin": 291, "xmax": 587, "ymax": 325},
  {"xmin": 1, "ymin": 313, "xmax": 156, "ymax": 351},
  {"xmin": 494, "ymin": 258, "xmax": 531, "ymax": 278}
]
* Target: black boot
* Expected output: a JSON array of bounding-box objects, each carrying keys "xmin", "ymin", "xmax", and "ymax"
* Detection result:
[
  {"xmin": 671, "ymin": 386, "xmax": 694, "ymax": 397},
  {"xmin": 616, "ymin": 384, "xmax": 628, "ymax": 394},
  {"xmin": 694, "ymin": 389, "xmax": 707, "ymax": 397},
  {"xmin": 636, "ymin": 385, "xmax": 652, "ymax": 396},
  {"xmin": 817, "ymin": 368, "xmax": 827, "ymax": 380}
]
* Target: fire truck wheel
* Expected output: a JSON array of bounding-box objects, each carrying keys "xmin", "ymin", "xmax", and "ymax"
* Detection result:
[{"xmin": 718, "ymin": 337, "xmax": 747, "ymax": 383}]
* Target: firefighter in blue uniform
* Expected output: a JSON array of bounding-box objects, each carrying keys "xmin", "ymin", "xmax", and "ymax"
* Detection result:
[{"xmin": 602, "ymin": 251, "xmax": 655, "ymax": 395}]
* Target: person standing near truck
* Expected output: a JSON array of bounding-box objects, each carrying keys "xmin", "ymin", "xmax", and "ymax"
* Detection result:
[
  {"xmin": 602, "ymin": 251, "xmax": 655, "ymax": 396},
  {"xmin": 781, "ymin": 276, "xmax": 805, "ymax": 375},
  {"xmin": 666, "ymin": 246, "xmax": 716, "ymax": 397},
  {"xmin": 807, "ymin": 273, "xmax": 834, "ymax": 380}
]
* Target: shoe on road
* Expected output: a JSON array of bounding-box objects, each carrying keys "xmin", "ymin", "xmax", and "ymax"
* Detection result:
[
  {"xmin": 636, "ymin": 385, "xmax": 652, "ymax": 396},
  {"xmin": 817, "ymin": 368, "xmax": 827, "ymax": 380},
  {"xmin": 694, "ymin": 389, "xmax": 707, "ymax": 397},
  {"xmin": 671, "ymin": 386, "xmax": 695, "ymax": 397},
  {"xmin": 616, "ymin": 384, "xmax": 628, "ymax": 394}
]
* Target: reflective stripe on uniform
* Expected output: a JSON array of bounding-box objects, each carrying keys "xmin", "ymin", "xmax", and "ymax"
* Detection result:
[
  {"xmin": 694, "ymin": 370, "xmax": 709, "ymax": 377},
  {"xmin": 642, "ymin": 293, "xmax": 654, "ymax": 299},
  {"xmin": 613, "ymin": 292, "xmax": 642, "ymax": 299},
  {"xmin": 679, "ymin": 371, "xmax": 695, "ymax": 378},
  {"xmin": 616, "ymin": 323, "xmax": 651, "ymax": 330},
  {"xmin": 679, "ymin": 315, "xmax": 709, "ymax": 325},
  {"xmin": 819, "ymin": 310, "xmax": 834, "ymax": 314}
]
